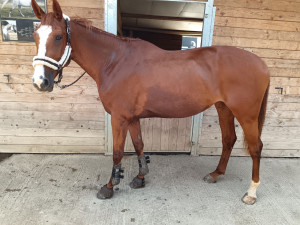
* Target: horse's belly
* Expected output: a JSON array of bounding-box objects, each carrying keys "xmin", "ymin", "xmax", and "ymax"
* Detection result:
[
  {"xmin": 144, "ymin": 86, "xmax": 213, "ymax": 118},
  {"xmin": 147, "ymin": 103, "xmax": 210, "ymax": 118}
]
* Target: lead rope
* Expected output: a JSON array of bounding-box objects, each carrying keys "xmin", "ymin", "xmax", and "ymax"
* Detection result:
[{"xmin": 54, "ymin": 71, "xmax": 86, "ymax": 89}]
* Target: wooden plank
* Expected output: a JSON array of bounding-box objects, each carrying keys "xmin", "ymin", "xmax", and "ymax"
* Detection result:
[
  {"xmin": 203, "ymin": 115, "xmax": 300, "ymax": 127},
  {"xmin": 0, "ymin": 73, "xmax": 95, "ymax": 85},
  {"xmin": 151, "ymin": 118, "xmax": 162, "ymax": 151},
  {"xmin": 0, "ymin": 136, "xmax": 103, "ymax": 146},
  {"xmin": 0, "ymin": 110, "xmax": 104, "ymax": 121},
  {"xmin": 270, "ymin": 84, "xmax": 300, "ymax": 95},
  {"xmin": 264, "ymin": 58, "xmax": 300, "ymax": 69},
  {"xmin": 202, "ymin": 105, "xmax": 300, "ymax": 119},
  {"xmin": 213, "ymin": 36, "xmax": 300, "ymax": 50},
  {"xmin": 267, "ymin": 102, "xmax": 300, "ymax": 111},
  {"xmin": 0, "ymin": 55, "xmax": 82, "ymax": 68},
  {"xmin": 0, "ymin": 64, "xmax": 88, "ymax": 76},
  {"xmin": 0, "ymin": 83, "xmax": 99, "ymax": 96},
  {"xmin": 199, "ymin": 147, "xmax": 300, "ymax": 157},
  {"xmin": 214, "ymin": 16, "xmax": 300, "ymax": 32},
  {"xmin": 0, "ymin": 93, "xmax": 101, "ymax": 104},
  {"xmin": 0, "ymin": 55, "xmax": 43, "ymax": 65},
  {"xmin": 0, "ymin": 45, "xmax": 36, "ymax": 56},
  {"xmin": 214, "ymin": 26, "xmax": 300, "ymax": 42},
  {"xmin": 270, "ymin": 77, "xmax": 300, "ymax": 87},
  {"xmin": 279, "ymin": 86, "xmax": 300, "ymax": 95},
  {"xmin": 200, "ymin": 127, "xmax": 300, "ymax": 141},
  {"xmin": 0, "ymin": 102, "xmax": 103, "ymax": 113},
  {"xmin": 0, "ymin": 145, "xmax": 105, "ymax": 154},
  {"xmin": 269, "ymin": 68, "xmax": 300, "ymax": 78},
  {"xmin": 200, "ymin": 122, "xmax": 300, "ymax": 134},
  {"xmin": 141, "ymin": 118, "xmax": 153, "ymax": 151},
  {"xmin": 124, "ymin": 132, "xmax": 133, "ymax": 152},
  {"xmin": 199, "ymin": 139, "xmax": 300, "ymax": 150},
  {"xmin": 0, "ymin": 128, "xmax": 104, "ymax": 138},
  {"xmin": 160, "ymin": 118, "xmax": 171, "ymax": 150},
  {"xmin": 47, "ymin": 0, "xmax": 104, "ymax": 9},
  {"xmin": 215, "ymin": 6, "xmax": 300, "ymax": 22},
  {"xmin": 168, "ymin": 119, "xmax": 179, "ymax": 151},
  {"xmin": 243, "ymin": 48, "xmax": 300, "ymax": 60},
  {"xmin": 59, "ymin": 7, "xmax": 104, "ymax": 20},
  {"xmin": 214, "ymin": 0, "xmax": 300, "ymax": 13},
  {"xmin": 0, "ymin": 118, "xmax": 104, "ymax": 130},
  {"xmin": 184, "ymin": 116, "xmax": 192, "ymax": 151},
  {"xmin": 176, "ymin": 118, "xmax": 191, "ymax": 151},
  {"xmin": 0, "ymin": 41, "xmax": 35, "ymax": 46}
]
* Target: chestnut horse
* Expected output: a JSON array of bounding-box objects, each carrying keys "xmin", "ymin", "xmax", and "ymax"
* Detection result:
[{"xmin": 31, "ymin": 0, "xmax": 270, "ymax": 204}]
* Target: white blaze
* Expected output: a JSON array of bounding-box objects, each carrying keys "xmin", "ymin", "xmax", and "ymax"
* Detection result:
[{"xmin": 33, "ymin": 25, "xmax": 52, "ymax": 88}]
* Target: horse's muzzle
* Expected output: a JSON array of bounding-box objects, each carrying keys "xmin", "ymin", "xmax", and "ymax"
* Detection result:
[{"xmin": 33, "ymin": 76, "xmax": 54, "ymax": 92}]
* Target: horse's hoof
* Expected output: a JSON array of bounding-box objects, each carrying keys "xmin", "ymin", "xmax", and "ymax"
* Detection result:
[
  {"xmin": 130, "ymin": 176, "xmax": 145, "ymax": 189},
  {"xmin": 242, "ymin": 193, "xmax": 256, "ymax": 205},
  {"xmin": 203, "ymin": 174, "xmax": 217, "ymax": 183},
  {"xmin": 97, "ymin": 185, "xmax": 114, "ymax": 199}
]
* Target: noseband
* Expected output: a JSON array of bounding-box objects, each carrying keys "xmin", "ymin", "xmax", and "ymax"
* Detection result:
[{"xmin": 32, "ymin": 16, "xmax": 85, "ymax": 89}]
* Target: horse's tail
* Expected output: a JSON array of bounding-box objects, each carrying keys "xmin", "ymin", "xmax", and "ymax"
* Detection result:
[
  {"xmin": 258, "ymin": 83, "xmax": 270, "ymax": 138},
  {"xmin": 1, "ymin": 0, "xmax": 10, "ymax": 9},
  {"xmin": 244, "ymin": 82, "xmax": 270, "ymax": 150}
]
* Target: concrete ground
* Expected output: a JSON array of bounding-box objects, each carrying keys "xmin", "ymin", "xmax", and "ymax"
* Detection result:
[{"xmin": 0, "ymin": 154, "xmax": 299, "ymax": 225}]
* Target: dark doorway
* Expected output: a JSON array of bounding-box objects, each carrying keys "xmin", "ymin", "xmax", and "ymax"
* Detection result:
[{"xmin": 118, "ymin": 0, "xmax": 204, "ymax": 50}]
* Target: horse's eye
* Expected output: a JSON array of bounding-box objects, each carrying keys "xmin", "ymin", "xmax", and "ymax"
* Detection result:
[{"xmin": 56, "ymin": 35, "xmax": 62, "ymax": 41}]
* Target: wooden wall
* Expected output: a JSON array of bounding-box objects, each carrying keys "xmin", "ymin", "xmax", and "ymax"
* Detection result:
[
  {"xmin": 0, "ymin": 0, "xmax": 106, "ymax": 153},
  {"xmin": 197, "ymin": 0, "xmax": 300, "ymax": 157}
]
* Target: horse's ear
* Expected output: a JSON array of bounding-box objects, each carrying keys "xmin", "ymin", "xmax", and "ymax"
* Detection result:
[
  {"xmin": 52, "ymin": 0, "xmax": 63, "ymax": 20},
  {"xmin": 31, "ymin": 0, "xmax": 45, "ymax": 20}
]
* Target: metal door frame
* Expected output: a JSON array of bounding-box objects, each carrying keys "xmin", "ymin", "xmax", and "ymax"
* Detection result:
[
  {"xmin": 190, "ymin": 0, "xmax": 216, "ymax": 155},
  {"xmin": 104, "ymin": 0, "xmax": 216, "ymax": 155}
]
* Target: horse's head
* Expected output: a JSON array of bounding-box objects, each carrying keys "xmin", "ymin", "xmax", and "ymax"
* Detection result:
[{"xmin": 31, "ymin": 0, "xmax": 71, "ymax": 92}]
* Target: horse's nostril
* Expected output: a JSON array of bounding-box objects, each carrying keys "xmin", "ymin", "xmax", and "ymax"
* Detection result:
[
  {"xmin": 43, "ymin": 78, "xmax": 49, "ymax": 88},
  {"xmin": 33, "ymin": 83, "xmax": 38, "ymax": 89}
]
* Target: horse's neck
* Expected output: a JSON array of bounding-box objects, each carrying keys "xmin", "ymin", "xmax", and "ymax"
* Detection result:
[{"xmin": 70, "ymin": 21, "xmax": 124, "ymax": 83}]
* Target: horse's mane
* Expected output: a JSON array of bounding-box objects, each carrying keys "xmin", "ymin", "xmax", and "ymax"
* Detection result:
[
  {"xmin": 41, "ymin": 14, "xmax": 139, "ymax": 42},
  {"xmin": 72, "ymin": 17, "xmax": 140, "ymax": 42}
]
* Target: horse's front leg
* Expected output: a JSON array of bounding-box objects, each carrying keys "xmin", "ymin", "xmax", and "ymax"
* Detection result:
[
  {"xmin": 97, "ymin": 115, "xmax": 129, "ymax": 199},
  {"xmin": 9, "ymin": 6, "xmax": 15, "ymax": 17},
  {"xmin": 128, "ymin": 119, "xmax": 150, "ymax": 189}
]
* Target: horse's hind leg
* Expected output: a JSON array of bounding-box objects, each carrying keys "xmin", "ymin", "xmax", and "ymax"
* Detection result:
[
  {"xmin": 239, "ymin": 120, "xmax": 262, "ymax": 205},
  {"xmin": 203, "ymin": 102, "xmax": 236, "ymax": 183},
  {"xmin": 128, "ymin": 119, "xmax": 150, "ymax": 189},
  {"xmin": 18, "ymin": 5, "xmax": 25, "ymax": 17}
]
